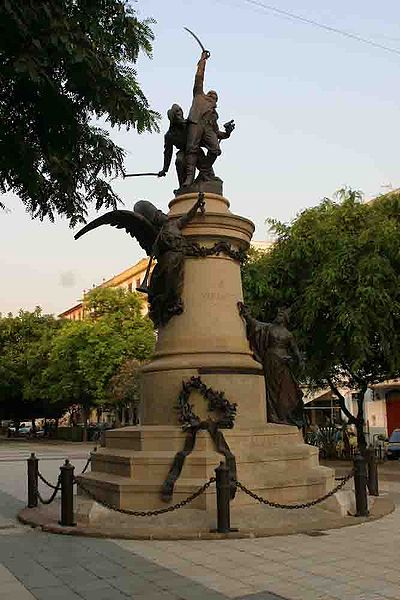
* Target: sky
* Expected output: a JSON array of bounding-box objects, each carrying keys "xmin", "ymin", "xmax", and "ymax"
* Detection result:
[{"xmin": 2, "ymin": 0, "xmax": 400, "ymax": 316}]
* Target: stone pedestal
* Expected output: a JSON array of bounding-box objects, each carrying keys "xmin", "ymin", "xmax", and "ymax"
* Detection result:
[
  {"xmin": 142, "ymin": 191, "xmax": 265, "ymax": 429},
  {"xmin": 78, "ymin": 192, "xmax": 334, "ymax": 516}
]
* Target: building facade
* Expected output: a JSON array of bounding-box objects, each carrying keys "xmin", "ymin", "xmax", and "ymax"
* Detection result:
[
  {"xmin": 58, "ymin": 257, "xmax": 151, "ymax": 320},
  {"xmin": 59, "ymin": 241, "xmax": 270, "ymax": 320}
]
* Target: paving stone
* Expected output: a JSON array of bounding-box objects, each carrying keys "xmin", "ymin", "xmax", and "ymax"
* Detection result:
[
  {"xmin": 132, "ymin": 590, "xmax": 195, "ymax": 600},
  {"xmin": 132, "ymin": 591, "xmax": 183, "ymax": 600},
  {"xmin": 107, "ymin": 574, "xmax": 160, "ymax": 594},
  {"xmin": 145, "ymin": 569, "xmax": 194, "ymax": 585},
  {"xmin": 0, "ymin": 589, "xmax": 35, "ymax": 600},
  {"xmin": 159, "ymin": 579, "xmax": 210, "ymax": 592},
  {"xmin": 68, "ymin": 578, "xmax": 119, "ymax": 594},
  {"xmin": 237, "ymin": 592, "xmax": 289, "ymax": 600},
  {"xmin": 82, "ymin": 559, "xmax": 132, "ymax": 579},
  {"xmin": 2, "ymin": 446, "xmax": 400, "ymax": 600},
  {"xmin": 28, "ymin": 586, "xmax": 83, "ymax": 600},
  {"xmin": 0, "ymin": 564, "xmax": 17, "ymax": 583},
  {"xmin": 48, "ymin": 565, "xmax": 99, "ymax": 584},
  {"xmin": 2, "ymin": 560, "xmax": 63, "ymax": 589},
  {"xmin": 172, "ymin": 585, "xmax": 228, "ymax": 600},
  {"xmin": 79, "ymin": 583, "xmax": 131, "ymax": 600}
]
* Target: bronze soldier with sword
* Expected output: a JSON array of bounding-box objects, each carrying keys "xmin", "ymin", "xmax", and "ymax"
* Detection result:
[{"xmin": 125, "ymin": 28, "xmax": 234, "ymax": 194}]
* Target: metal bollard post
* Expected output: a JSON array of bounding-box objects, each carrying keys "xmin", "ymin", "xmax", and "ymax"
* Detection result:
[
  {"xmin": 213, "ymin": 461, "xmax": 237, "ymax": 533},
  {"xmin": 353, "ymin": 453, "xmax": 369, "ymax": 517},
  {"xmin": 59, "ymin": 459, "xmax": 76, "ymax": 527},
  {"xmin": 27, "ymin": 453, "xmax": 39, "ymax": 508},
  {"xmin": 366, "ymin": 445, "xmax": 379, "ymax": 496}
]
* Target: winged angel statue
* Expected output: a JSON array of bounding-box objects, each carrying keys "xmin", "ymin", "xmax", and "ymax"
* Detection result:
[{"xmin": 75, "ymin": 195, "xmax": 205, "ymax": 328}]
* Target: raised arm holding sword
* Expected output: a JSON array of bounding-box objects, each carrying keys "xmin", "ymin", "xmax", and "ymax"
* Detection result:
[{"xmin": 124, "ymin": 28, "xmax": 235, "ymax": 194}]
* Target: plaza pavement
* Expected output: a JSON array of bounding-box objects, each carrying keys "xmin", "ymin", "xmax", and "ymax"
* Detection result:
[{"xmin": 0, "ymin": 438, "xmax": 399, "ymax": 600}]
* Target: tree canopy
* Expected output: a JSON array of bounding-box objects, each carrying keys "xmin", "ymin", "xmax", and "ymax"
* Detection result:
[
  {"xmin": 242, "ymin": 189, "xmax": 400, "ymax": 448},
  {"xmin": 0, "ymin": 308, "xmax": 63, "ymax": 422},
  {"xmin": 45, "ymin": 287, "xmax": 155, "ymax": 415},
  {"xmin": 0, "ymin": 288, "xmax": 155, "ymax": 425},
  {"xmin": 0, "ymin": 0, "xmax": 159, "ymax": 225}
]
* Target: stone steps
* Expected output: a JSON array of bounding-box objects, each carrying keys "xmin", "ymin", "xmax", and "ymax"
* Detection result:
[
  {"xmin": 78, "ymin": 424, "xmax": 334, "ymax": 512},
  {"xmin": 78, "ymin": 465, "xmax": 334, "ymax": 511},
  {"xmin": 91, "ymin": 445, "xmax": 320, "ymax": 480}
]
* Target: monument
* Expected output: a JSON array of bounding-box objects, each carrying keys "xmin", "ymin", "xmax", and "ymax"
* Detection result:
[{"xmin": 74, "ymin": 32, "xmax": 333, "ymax": 529}]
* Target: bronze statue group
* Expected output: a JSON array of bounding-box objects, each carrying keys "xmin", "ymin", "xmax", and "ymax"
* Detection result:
[
  {"xmin": 158, "ymin": 50, "xmax": 235, "ymax": 193},
  {"xmin": 74, "ymin": 48, "xmax": 304, "ymax": 431}
]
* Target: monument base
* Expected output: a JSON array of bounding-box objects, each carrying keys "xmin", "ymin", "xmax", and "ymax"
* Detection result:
[
  {"xmin": 77, "ymin": 424, "xmax": 334, "ymax": 513},
  {"xmin": 174, "ymin": 177, "xmax": 223, "ymax": 197}
]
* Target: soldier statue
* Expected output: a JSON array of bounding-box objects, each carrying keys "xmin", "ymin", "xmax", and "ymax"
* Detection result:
[
  {"xmin": 182, "ymin": 50, "xmax": 235, "ymax": 189},
  {"xmin": 157, "ymin": 49, "xmax": 234, "ymax": 194}
]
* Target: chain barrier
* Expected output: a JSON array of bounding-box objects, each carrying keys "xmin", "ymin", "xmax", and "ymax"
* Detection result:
[
  {"xmin": 80, "ymin": 446, "xmax": 97, "ymax": 475},
  {"xmin": 38, "ymin": 470, "xmax": 59, "ymax": 490},
  {"xmin": 37, "ymin": 476, "xmax": 61, "ymax": 505},
  {"xmin": 34, "ymin": 447, "xmax": 95, "ymax": 507},
  {"xmin": 75, "ymin": 476, "xmax": 216, "ymax": 517},
  {"xmin": 234, "ymin": 470, "xmax": 354, "ymax": 510}
]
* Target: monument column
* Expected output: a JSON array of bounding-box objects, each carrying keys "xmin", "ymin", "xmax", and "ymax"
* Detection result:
[{"xmin": 141, "ymin": 191, "xmax": 267, "ymax": 429}]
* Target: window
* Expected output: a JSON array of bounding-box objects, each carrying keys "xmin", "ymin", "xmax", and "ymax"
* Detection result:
[
  {"xmin": 136, "ymin": 278, "xmax": 141, "ymax": 288},
  {"xmin": 128, "ymin": 282, "xmax": 132, "ymax": 293}
]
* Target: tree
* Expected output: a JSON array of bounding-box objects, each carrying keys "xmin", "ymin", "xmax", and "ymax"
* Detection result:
[
  {"xmin": 242, "ymin": 189, "xmax": 400, "ymax": 451},
  {"xmin": 46, "ymin": 287, "xmax": 155, "ymax": 431},
  {"xmin": 83, "ymin": 286, "xmax": 145, "ymax": 321},
  {"xmin": 108, "ymin": 358, "xmax": 142, "ymax": 424},
  {"xmin": 0, "ymin": 309, "xmax": 63, "ymax": 425},
  {"xmin": 0, "ymin": 0, "xmax": 159, "ymax": 225}
]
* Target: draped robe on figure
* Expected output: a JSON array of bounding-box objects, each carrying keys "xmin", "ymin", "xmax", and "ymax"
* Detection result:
[{"xmin": 244, "ymin": 316, "xmax": 304, "ymax": 428}]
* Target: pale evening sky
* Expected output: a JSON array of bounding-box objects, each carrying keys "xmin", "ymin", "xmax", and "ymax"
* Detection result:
[{"xmin": 2, "ymin": 0, "xmax": 400, "ymax": 315}]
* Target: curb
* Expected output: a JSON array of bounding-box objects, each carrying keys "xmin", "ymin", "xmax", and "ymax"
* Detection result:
[{"xmin": 18, "ymin": 496, "xmax": 395, "ymax": 541}]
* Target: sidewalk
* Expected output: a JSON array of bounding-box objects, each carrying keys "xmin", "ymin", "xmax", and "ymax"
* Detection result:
[{"xmin": 0, "ymin": 449, "xmax": 399, "ymax": 600}]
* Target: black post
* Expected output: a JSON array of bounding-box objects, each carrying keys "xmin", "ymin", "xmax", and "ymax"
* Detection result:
[
  {"xmin": 366, "ymin": 445, "xmax": 379, "ymax": 496},
  {"xmin": 353, "ymin": 453, "xmax": 369, "ymax": 517},
  {"xmin": 27, "ymin": 452, "xmax": 38, "ymax": 508},
  {"xmin": 214, "ymin": 461, "xmax": 232, "ymax": 533},
  {"xmin": 59, "ymin": 459, "xmax": 76, "ymax": 527}
]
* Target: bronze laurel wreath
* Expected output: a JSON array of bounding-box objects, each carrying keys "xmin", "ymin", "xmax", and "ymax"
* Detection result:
[
  {"xmin": 176, "ymin": 376, "xmax": 237, "ymax": 431},
  {"xmin": 161, "ymin": 376, "xmax": 238, "ymax": 503}
]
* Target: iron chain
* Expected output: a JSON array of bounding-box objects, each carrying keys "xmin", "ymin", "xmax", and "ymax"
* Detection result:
[
  {"xmin": 74, "ymin": 476, "xmax": 216, "ymax": 516},
  {"xmin": 234, "ymin": 470, "xmax": 354, "ymax": 510},
  {"xmin": 80, "ymin": 446, "xmax": 96, "ymax": 475},
  {"xmin": 37, "ymin": 476, "xmax": 61, "ymax": 505},
  {"xmin": 38, "ymin": 470, "xmax": 59, "ymax": 490},
  {"xmin": 80, "ymin": 456, "xmax": 92, "ymax": 475}
]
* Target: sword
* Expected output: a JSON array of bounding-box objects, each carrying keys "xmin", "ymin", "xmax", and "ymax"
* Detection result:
[
  {"xmin": 184, "ymin": 27, "xmax": 211, "ymax": 58},
  {"xmin": 123, "ymin": 172, "xmax": 160, "ymax": 178}
]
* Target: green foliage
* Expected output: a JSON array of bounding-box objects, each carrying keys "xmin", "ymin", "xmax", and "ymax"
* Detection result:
[
  {"xmin": 306, "ymin": 424, "xmax": 338, "ymax": 459},
  {"xmin": 47, "ymin": 287, "xmax": 155, "ymax": 409},
  {"xmin": 0, "ymin": 288, "xmax": 155, "ymax": 420},
  {"xmin": 108, "ymin": 358, "xmax": 142, "ymax": 409},
  {"xmin": 242, "ymin": 188, "xmax": 400, "ymax": 448},
  {"xmin": 0, "ymin": 0, "xmax": 159, "ymax": 225},
  {"xmin": 0, "ymin": 309, "xmax": 63, "ymax": 420},
  {"xmin": 83, "ymin": 286, "xmax": 143, "ymax": 321}
]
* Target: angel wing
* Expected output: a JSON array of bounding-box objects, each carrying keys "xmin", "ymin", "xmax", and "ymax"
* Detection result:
[{"xmin": 74, "ymin": 210, "xmax": 159, "ymax": 256}]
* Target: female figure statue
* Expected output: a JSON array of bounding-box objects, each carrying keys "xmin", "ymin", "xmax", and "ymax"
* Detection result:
[{"xmin": 238, "ymin": 303, "xmax": 304, "ymax": 427}]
